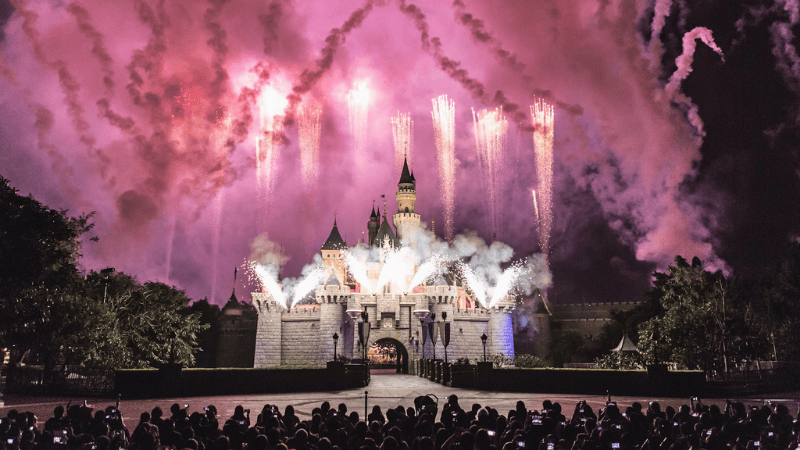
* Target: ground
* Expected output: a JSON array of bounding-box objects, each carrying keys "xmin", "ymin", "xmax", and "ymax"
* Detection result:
[{"xmin": 2, "ymin": 375, "xmax": 799, "ymax": 423}]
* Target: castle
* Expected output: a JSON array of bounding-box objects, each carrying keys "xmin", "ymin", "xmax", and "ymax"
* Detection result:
[{"xmin": 248, "ymin": 159, "xmax": 518, "ymax": 371}]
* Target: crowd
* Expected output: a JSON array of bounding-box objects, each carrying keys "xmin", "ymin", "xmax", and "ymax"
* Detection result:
[{"xmin": 1, "ymin": 396, "xmax": 798, "ymax": 450}]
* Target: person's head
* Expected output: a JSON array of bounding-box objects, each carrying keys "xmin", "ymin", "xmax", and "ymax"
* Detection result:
[
  {"xmin": 381, "ymin": 436, "xmax": 399, "ymax": 450},
  {"xmin": 172, "ymin": 404, "xmax": 182, "ymax": 415},
  {"xmin": 152, "ymin": 407, "xmax": 163, "ymax": 420},
  {"xmin": 53, "ymin": 406, "xmax": 65, "ymax": 419},
  {"xmin": 235, "ymin": 406, "xmax": 245, "ymax": 417},
  {"xmin": 338, "ymin": 404, "xmax": 347, "ymax": 415},
  {"xmin": 140, "ymin": 412, "xmax": 151, "ymax": 423}
]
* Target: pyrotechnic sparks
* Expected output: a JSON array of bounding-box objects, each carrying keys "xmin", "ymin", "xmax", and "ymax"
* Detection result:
[
  {"xmin": 251, "ymin": 260, "xmax": 328, "ymax": 309},
  {"xmin": 531, "ymin": 189, "xmax": 540, "ymax": 222},
  {"xmin": 472, "ymin": 107, "xmax": 508, "ymax": 238},
  {"xmin": 391, "ymin": 111, "xmax": 413, "ymax": 172},
  {"xmin": 347, "ymin": 83, "xmax": 370, "ymax": 179},
  {"xmin": 298, "ymin": 104, "xmax": 322, "ymax": 193},
  {"xmin": 531, "ymin": 99, "xmax": 555, "ymax": 262},
  {"xmin": 432, "ymin": 95, "xmax": 456, "ymax": 242},
  {"xmin": 343, "ymin": 248, "xmax": 375, "ymax": 294}
]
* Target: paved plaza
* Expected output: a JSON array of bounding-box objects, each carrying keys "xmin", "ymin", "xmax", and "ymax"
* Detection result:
[{"xmin": 2, "ymin": 374, "xmax": 799, "ymax": 425}]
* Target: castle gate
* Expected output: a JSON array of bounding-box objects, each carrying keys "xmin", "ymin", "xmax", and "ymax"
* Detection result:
[{"xmin": 367, "ymin": 337, "xmax": 409, "ymax": 374}]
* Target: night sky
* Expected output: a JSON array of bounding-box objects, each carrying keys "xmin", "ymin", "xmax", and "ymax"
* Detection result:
[{"xmin": 1, "ymin": 0, "xmax": 798, "ymax": 306}]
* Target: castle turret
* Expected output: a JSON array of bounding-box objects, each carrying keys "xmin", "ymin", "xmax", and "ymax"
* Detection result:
[
  {"xmin": 368, "ymin": 206, "xmax": 379, "ymax": 246},
  {"xmin": 321, "ymin": 219, "xmax": 347, "ymax": 284},
  {"xmin": 217, "ymin": 288, "xmax": 258, "ymax": 367},
  {"xmin": 316, "ymin": 274, "xmax": 350, "ymax": 363},
  {"xmin": 393, "ymin": 158, "xmax": 421, "ymax": 242},
  {"xmin": 253, "ymin": 291, "xmax": 283, "ymax": 367}
]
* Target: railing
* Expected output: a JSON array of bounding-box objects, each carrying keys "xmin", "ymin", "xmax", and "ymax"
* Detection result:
[{"xmin": 5, "ymin": 366, "xmax": 115, "ymax": 396}]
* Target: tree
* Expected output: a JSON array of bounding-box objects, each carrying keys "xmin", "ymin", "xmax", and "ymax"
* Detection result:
[
  {"xmin": 635, "ymin": 256, "xmax": 766, "ymax": 373},
  {"xmin": 84, "ymin": 271, "xmax": 207, "ymax": 368},
  {"xmin": 549, "ymin": 329, "xmax": 586, "ymax": 367},
  {"xmin": 0, "ymin": 176, "xmax": 95, "ymax": 372}
]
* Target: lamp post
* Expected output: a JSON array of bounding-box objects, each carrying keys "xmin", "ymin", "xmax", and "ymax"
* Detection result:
[
  {"xmin": 442, "ymin": 312, "xmax": 451, "ymax": 363},
  {"xmin": 359, "ymin": 310, "xmax": 370, "ymax": 362},
  {"xmin": 429, "ymin": 313, "xmax": 438, "ymax": 361},
  {"xmin": 413, "ymin": 309, "xmax": 430, "ymax": 359},
  {"xmin": 481, "ymin": 333, "xmax": 488, "ymax": 362},
  {"xmin": 333, "ymin": 333, "xmax": 339, "ymax": 361}
]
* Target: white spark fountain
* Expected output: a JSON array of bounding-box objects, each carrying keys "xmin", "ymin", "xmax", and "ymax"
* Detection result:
[
  {"xmin": 472, "ymin": 107, "xmax": 508, "ymax": 239},
  {"xmin": 253, "ymin": 263, "xmax": 288, "ymax": 308},
  {"xmin": 298, "ymin": 104, "xmax": 322, "ymax": 194},
  {"xmin": 432, "ymin": 95, "xmax": 456, "ymax": 241},
  {"xmin": 531, "ymin": 99, "xmax": 555, "ymax": 262},
  {"xmin": 391, "ymin": 111, "xmax": 413, "ymax": 172}
]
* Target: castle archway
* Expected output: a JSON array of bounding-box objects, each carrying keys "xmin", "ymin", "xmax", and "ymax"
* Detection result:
[{"xmin": 367, "ymin": 338, "xmax": 409, "ymax": 374}]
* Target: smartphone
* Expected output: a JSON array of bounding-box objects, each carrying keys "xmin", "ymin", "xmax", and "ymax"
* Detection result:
[
  {"xmin": 612, "ymin": 444, "xmax": 620, "ymax": 449},
  {"xmin": 204, "ymin": 407, "xmax": 209, "ymax": 412},
  {"xmin": 547, "ymin": 443, "xmax": 554, "ymax": 450},
  {"xmin": 615, "ymin": 424, "xmax": 621, "ymax": 430},
  {"xmin": 754, "ymin": 442, "xmax": 761, "ymax": 447},
  {"xmin": 768, "ymin": 432, "xmax": 774, "ymax": 438},
  {"xmin": 8, "ymin": 438, "xmax": 15, "ymax": 445},
  {"xmin": 673, "ymin": 422, "xmax": 679, "ymax": 427},
  {"xmin": 531, "ymin": 415, "xmax": 542, "ymax": 425},
  {"xmin": 54, "ymin": 436, "xmax": 63, "ymax": 444},
  {"xmin": 487, "ymin": 431, "xmax": 496, "ymax": 437},
  {"xmin": 517, "ymin": 442, "xmax": 525, "ymax": 448},
  {"xmin": 579, "ymin": 409, "xmax": 585, "ymax": 413},
  {"xmin": 607, "ymin": 402, "xmax": 617, "ymax": 408},
  {"xmin": 183, "ymin": 404, "xmax": 189, "ymax": 409},
  {"xmin": 706, "ymin": 430, "xmax": 712, "ymax": 436},
  {"xmin": 239, "ymin": 420, "xmax": 246, "ymax": 426},
  {"xmin": 112, "ymin": 430, "xmax": 124, "ymax": 439}
]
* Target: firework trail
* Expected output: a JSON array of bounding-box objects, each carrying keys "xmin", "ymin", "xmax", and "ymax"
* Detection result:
[
  {"xmin": 391, "ymin": 111, "xmax": 413, "ymax": 172},
  {"xmin": 472, "ymin": 107, "xmax": 508, "ymax": 239},
  {"xmin": 432, "ymin": 95, "xmax": 456, "ymax": 242},
  {"xmin": 298, "ymin": 104, "xmax": 322, "ymax": 193},
  {"xmin": 531, "ymin": 99, "xmax": 555, "ymax": 262},
  {"xmin": 256, "ymin": 88, "xmax": 285, "ymax": 228},
  {"xmin": 347, "ymin": 83, "xmax": 370, "ymax": 179},
  {"xmin": 210, "ymin": 113, "xmax": 231, "ymax": 303},
  {"xmin": 531, "ymin": 189, "xmax": 540, "ymax": 222}
]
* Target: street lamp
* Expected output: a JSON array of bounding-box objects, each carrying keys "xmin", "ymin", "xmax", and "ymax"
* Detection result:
[
  {"xmin": 333, "ymin": 333, "xmax": 339, "ymax": 361},
  {"xmin": 429, "ymin": 313, "xmax": 438, "ymax": 360},
  {"xmin": 442, "ymin": 312, "xmax": 451, "ymax": 363},
  {"xmin": 481, "ymin": 333, "xmax": 488, "ymax": 362}
]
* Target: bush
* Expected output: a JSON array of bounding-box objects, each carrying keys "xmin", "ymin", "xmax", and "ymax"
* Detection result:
[
  {"xmin": 488, "ymin": 353, "xmax": 514, "ymax": 367},
  {"xmin": 594, "ymin": 352, "xmax": 643, "ymax": 370},
  {"xmin": 514, "ymin": 354, "xmax": 548, "ymax": 368},
  {"xmin": 454, "ymin": 357, "xmax": 471, "ymax": 365}
]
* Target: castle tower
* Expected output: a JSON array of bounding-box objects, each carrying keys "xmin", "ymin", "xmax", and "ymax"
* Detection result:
[
  {"xmin": 252, "ymin": 292, "xmax": 283, "ymax": 367},
  {"xmin": 487, "ymin": 298, "xmax": 516, "ymax": 360},
  {"xmin": 316, "ymin": 273, "xmax": 350, "ymax": 363},
  {"xmin": 216, "ymin": 288, "xmax": 258, "ymax": 367},
  {"xmin": 321, "ymin": 219, "xmax": 347, "ymax": 284},
  {"xmin": 393, "ymin": 158, "xmax": 421, "ymax": 242},
  {"xmin": 367, "ymin": 206, "xmax": 380, "ymax": 246}
]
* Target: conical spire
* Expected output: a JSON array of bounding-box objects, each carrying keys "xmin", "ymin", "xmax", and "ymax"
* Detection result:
[
  {"xmin": 399, "ymin": 157, "xmax": 414, "ymax": 184},
  {"xmin": 321, "ymin": 219, "xmax": 346, "ymax": 250}
]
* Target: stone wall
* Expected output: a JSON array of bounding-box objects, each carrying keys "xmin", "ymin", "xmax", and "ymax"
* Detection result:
[{"xmin": 280, "ymin": 307, "xmax": 321, "ymax": 365}]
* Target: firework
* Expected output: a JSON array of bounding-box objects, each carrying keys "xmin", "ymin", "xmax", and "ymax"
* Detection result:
[
  {"xmin": 531, "ymin": 99, "xmax": 555, "ymax": 262},
  {"xmin": 391, "ymin": 111, "xmax": 413, "ymax": 172},
  {"xmin": 472, "ymin": 107, "xmax": 508, "ymax": 239},
  {"xmin": 298, "ymin": 104, "xmax": 322, "ymax": 193},
  {"xmin": 347, "ymin": 83, "xmax": 370, "ymax": 179},
  {"xmin": 431, "ymin": 95, "xmax": 456, "ymax": 241}
]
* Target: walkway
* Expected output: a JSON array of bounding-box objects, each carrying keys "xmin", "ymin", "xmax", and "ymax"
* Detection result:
[{"xmin": 2, "ymin": 375, "xmax": 798, "ymax": 424}]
